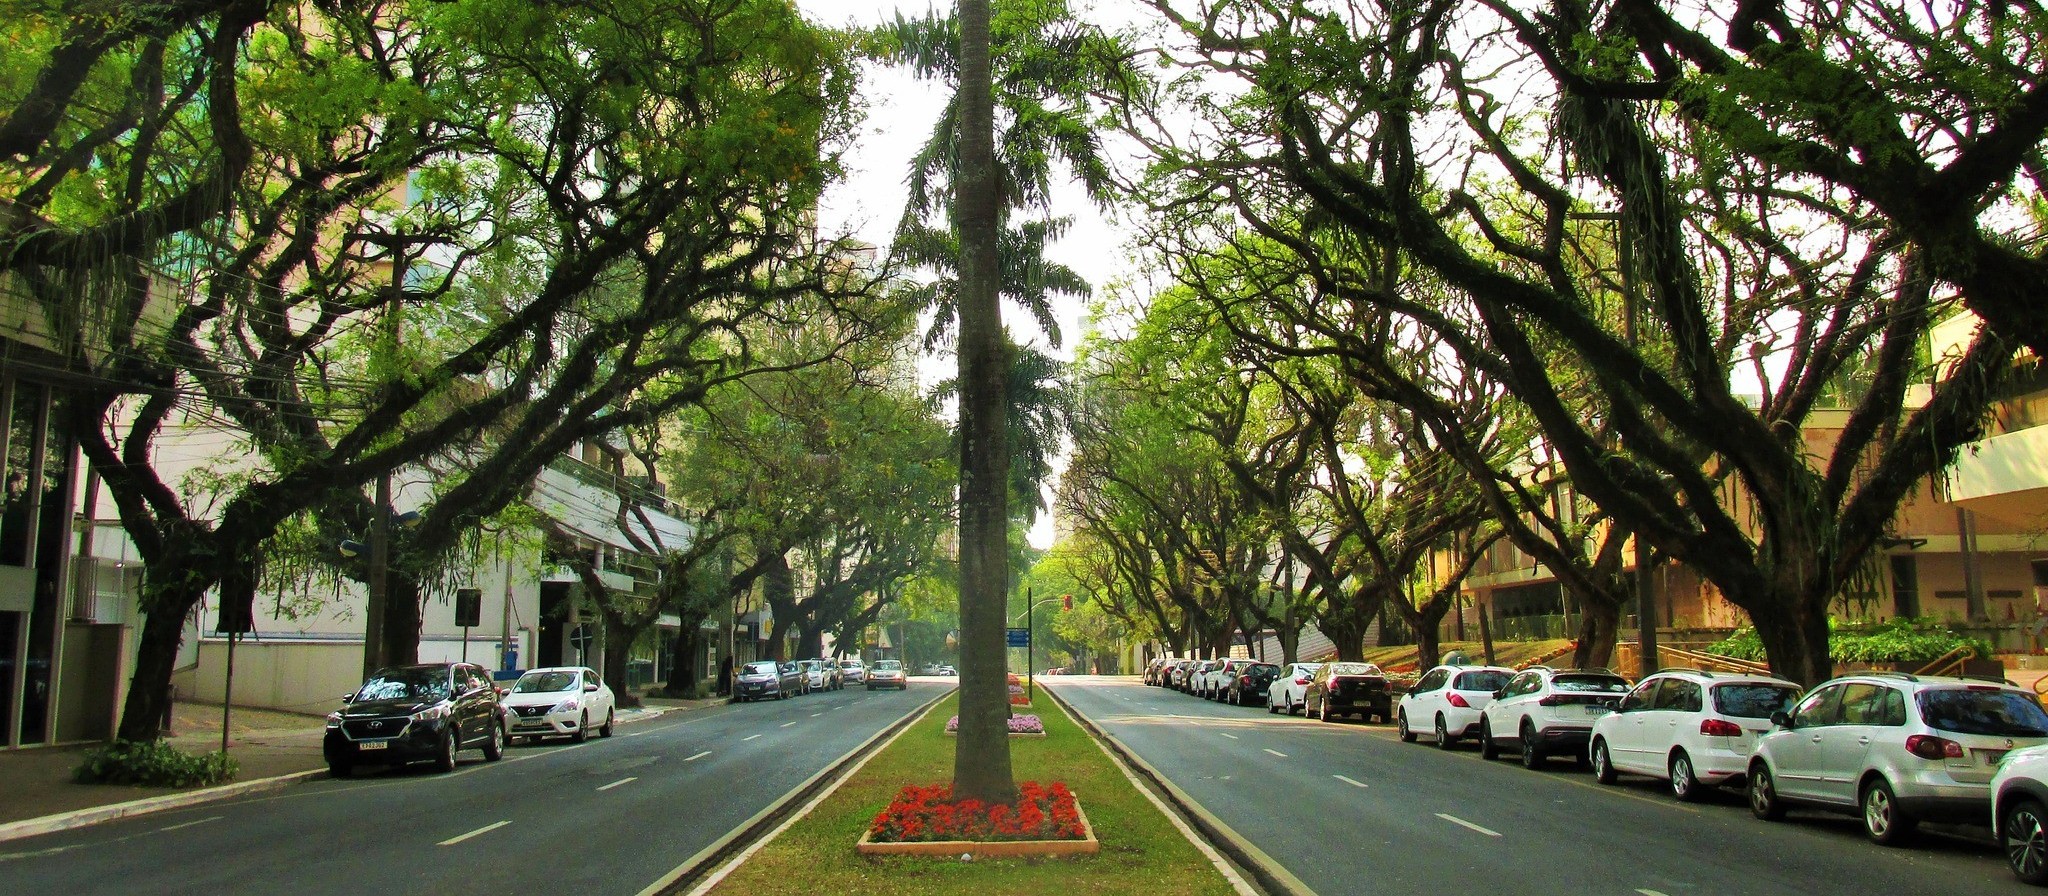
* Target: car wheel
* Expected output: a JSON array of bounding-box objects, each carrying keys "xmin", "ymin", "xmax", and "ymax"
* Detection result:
[
  {"xmin": 600, "ymin": 709, "xmax": 615, "ymax": 738},
  {"xmin": 1518, "ymin": 722, "xmax": 1545, "ymax": 769},
  {"xmin": 2003, "ymin": 797, "xmax": 2048, "ymax": 886},
  {"xmin": 1748, "ymin": 761, "xmax": 1785, "ymax": 821},
  {"xmin": 574, "ymin": 710, "xmax": 590, "ymax": 743},
  {"xmin": 1669, "ymin": 750, "xmax": 1700, "ymax": 802},
  {"xmin": 1267, "ymin": 698, "xmax": 1279, "ymax": 715},
  {"xmin": 482, "ymin": 720, "xmax": 505, "ymax": 761},
  {"xmin": 328, "ymin": 761, "xmax": 352, "ymax": 779},
  {"xmin": 1319, "ymin": 698, "xmax": 1333, "ymax": 723},
  {"xmin": 1478, "ymin": 717, "xmax": 1499, "ymax": 760},
  {"xmin": 1861, "ymin": 778, "xmax": 1918, "ymax": 846},
  {"xmin": 1592, "ymin": 739, "xmax": 1617, "ymax": 784},
  {"xmin": 1397, "ymin": 711, "xmax": 1415, "ymax": 743},
  {"xmin": 435, "ymin": 728, "xmax": 459, "ymax": 773},
  {"xmin": 1434, "ymin": 714, "xmax": 1455, "ymax": 750}
]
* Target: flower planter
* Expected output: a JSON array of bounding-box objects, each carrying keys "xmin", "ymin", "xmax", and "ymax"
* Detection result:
[
  {"xmin": 856, "ymin": 802, "xmax": 1098, "ymax": 858},
  {"xmin": 943, "ymin": 730, "xmax": 1047, "ymax": 738}
]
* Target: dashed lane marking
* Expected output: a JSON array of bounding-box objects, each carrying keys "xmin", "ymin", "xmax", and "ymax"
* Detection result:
[
  {"xmin": 438, "ymin": 820, "xmax": 510, "ymax": 846},
  {"xmin": 684, "ymin": 751, "xmax": 712, "ymax": 761},
  {"xmin": 1219, "ymin": 733, "xmax": 1239, "ymax": 739},
  {"xmin": 597, "ymin": 777, "xmax": 637, "ymax": 791},
  {"xmin": 1334, "ymin": 775, "xmax": 1367, "ymax": 788},
  {"xmin": 742, "ymin": 734, "xmax": 762, "ymax": 742},
  {"xmin": 780, "ymin": 721, "xmax": 797, "ymax": 728},
  {"xmin": 1436, "ymin": 813, "xmax": 1500, "ymax": 837},
  {"xmin": 1262, "ymin": 748, "xmax": 1288, "ymax": 758}
]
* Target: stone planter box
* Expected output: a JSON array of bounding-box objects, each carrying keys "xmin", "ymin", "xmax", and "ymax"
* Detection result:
[
  {"xmin": 943, "ymin": 730, "xmax": 1046, "ymax": 738},
  {"xmin": 856, "ymin": 802, "xmax": 1098, "ymax": 858}
]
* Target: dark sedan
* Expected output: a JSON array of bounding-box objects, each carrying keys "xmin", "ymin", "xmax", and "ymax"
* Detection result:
[
  {"xmin": 733, "ymin": 660, "xmax": 804, "ymax": 701},
  {"xmin": 1226, "ymin": 662, "xmax": 1282, "ymax": 706},
  {"xmin": 323, "ymin": 662, "xmax": 506, "ymax": 777},
  {"xmin": 1305, "ymin": 661, "xmax": 1394, "ymax": 723}
]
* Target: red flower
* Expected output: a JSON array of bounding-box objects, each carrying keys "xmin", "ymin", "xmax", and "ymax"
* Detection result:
[{"xmin": 865, "ymin": 781, "xmax": 1086, "ymax": 843}]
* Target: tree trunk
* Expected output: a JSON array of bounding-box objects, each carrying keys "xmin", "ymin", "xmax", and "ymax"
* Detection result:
[
  {"xmin": 383, "ymin": 576, "xmax": 422, "ymax": 667},
  {"xmin": 799, "ymin": 624, "xmax": 825, "ymax": 660},
  {"xmin": 1752, "ymin": 596, "xmax": 1836, "ymax": 688},
  {"xmin": 1572, "ymin": 594, "xmax": 1622, "ymax": 670},
  {"xmin": 116, "ymin": 590, "xmax": 197, "ymax": 743},
  {"xmin": 602, "ymin": 613, "xmax": 640, "ymax": 706},
  {"xmin": 664, "ymin": 625, "xmax": 701, "ymax": 697},
  {"xmin": 950, "ymin": 0, "xmax": 1013, "ymax": 805}
]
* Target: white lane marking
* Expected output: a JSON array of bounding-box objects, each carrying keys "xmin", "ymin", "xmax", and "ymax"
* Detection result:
[
  {"xmin": 159, "ymin": 816, "xmax": 222, "ymax": 832},
  {"xmin": 1334, "ymin": 775, "xmax": 1367, "ymax": 788},
  {"xmin": 1219, "ymin": 732, "xmax": 1239, "ymax": 740},
  {"xmin": 780, "ymin": 721, "xmax": 797, "ymax": 728},
  {"xmin": 1637, "ymin": 890, "xmax": 1672, "ymax": 896},
  {"xmin": 810, "ymin": 713, "xmax": 822, "ymax": 718},
  {"xmin": 742, "ymin": 734, "xmax": 762, "ymax": 742},
  {"xmin": 1436, "ymin": 813, "xmax": 1501, "ymax": 837},
  {"xmin": 684, "ymin": 750, "xmax": 712, "ymax": 761},
  {"xmin": 1262, "ymin": 748, "xmax": 1288, "ymax": 758},
  {"xmin": 597, "ymin": 777, "xmax": 638, "ymax": 791},
  {"xmin": 623, "ymin": 731, "xmax": 650, "ymax": 738},
  {"xmin": 438, "ymin": 820, "xmax": 510, "ymax": 846}
]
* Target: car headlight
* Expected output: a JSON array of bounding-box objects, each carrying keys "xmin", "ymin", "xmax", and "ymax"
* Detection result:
[
  {"xmin": 551, "ymin": 699, "xmax": 580, "ymax": 714},
  {"xmin": 326, "ymin": 712, "xmax": 343, "ymax": 729},
  {"xmin": 412, "ymin": 703, "xmax": 450, "ymax": 722}
]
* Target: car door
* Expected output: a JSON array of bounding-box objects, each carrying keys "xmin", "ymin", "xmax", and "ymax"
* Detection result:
[
  {"xmin": 1486, "ymin": 672, "xmax": 1538, "ymax": 742},
  {"xmin": 1306, "ymin": 664, "xmax": 1333, "ymax": 713},
  {"xmin": 456, "ymin": 665, "xmax": 492, "ymax": 746},
  {"xmin": 584, "ymin": 667, "xmax": 612, "ymax": 721},
  {"xmin": 1610, "ymin": 678, "xmax": 1661, "ymax": 773},
  {"xmin": 1647, "ymin": 678, "xmax": 1703, "ymax": 771},
  {"xmin": 1772, "ymin": 683, "xmax": 1844, "ymax": 801},
  {"xmin": 1408, "ymin": 668, "xmax": 1448, "ymax": 725},
  {"xmin": 1812, "ymin": 682, "xmax": 1889, "ymax": 806}
]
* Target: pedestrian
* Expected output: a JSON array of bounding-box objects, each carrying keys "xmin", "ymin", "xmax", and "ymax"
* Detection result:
[{"xmin": 716, "ymin": 654, "xmax": 734, "ymax": 696}]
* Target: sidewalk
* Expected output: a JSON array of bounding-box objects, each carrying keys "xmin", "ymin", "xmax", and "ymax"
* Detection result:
[{"xmin": 0, "ymin": 692, "xmax": 725, "ymax": 841}]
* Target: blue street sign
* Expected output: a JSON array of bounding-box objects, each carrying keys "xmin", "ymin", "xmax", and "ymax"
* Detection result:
[{"xmin": 1006, "ymin": 627, "xmax": 1031, "ymax": 648}]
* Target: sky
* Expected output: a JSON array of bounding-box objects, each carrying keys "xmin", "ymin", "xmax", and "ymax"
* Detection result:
[{"xmin": 792, "ymin": 1, "xmax": 1151, "ymax": 549}]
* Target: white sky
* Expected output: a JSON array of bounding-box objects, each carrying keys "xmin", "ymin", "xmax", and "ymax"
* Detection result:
[{"xmin": 793, "ymin": 1, "xmax": 1155, "ymax": 548}]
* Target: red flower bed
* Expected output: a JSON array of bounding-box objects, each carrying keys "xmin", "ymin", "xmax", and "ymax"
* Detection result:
[{"xmin": 867, "ymin": 781, "xmax": 1086, "ymax": 843}]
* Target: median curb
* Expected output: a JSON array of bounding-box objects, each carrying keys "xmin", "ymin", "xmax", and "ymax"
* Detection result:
[
  {"xmin": 637, "ymin": 684, "xmax": 956, "ymax": 896},
  {"xmin": 1041, "ymin": 681, "xmax": 1317, "ymax": 896}
]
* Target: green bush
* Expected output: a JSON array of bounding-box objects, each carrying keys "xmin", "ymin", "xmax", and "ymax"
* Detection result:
[
  {"xmin": 74, "ymin": 740, "xmax": 239, "ymax": 788},
  {"xmin": 1704, "ymin": 617, "xmax": 1993, "ymax": 665}
]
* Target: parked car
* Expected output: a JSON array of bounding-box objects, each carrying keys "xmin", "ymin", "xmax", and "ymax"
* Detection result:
[
  {"xmin": 839, "ymin": 659, "xmax": 867, "ymax": 684},
  {"xmin": 1207, "ymin": 658, "xmax": 1260, "ymax": 702},
  {"xmin": 1227, "ymin": 662, "xmax": 1282, "ymax": 707},
  {"xmin": 734, "ymin": 660, "xmax": 801, "ymax": 701},
  {"xmin": 1398, "ymin": 664, "xmax": 1515, "ymax": 749},
  {"xmin": 800, "ymin": 659, "xmax": 840, "ymax": 691},
  {"xmin": 1305, "ymin": 662, "xmax": 1393, "ymax": 723},
  {"xmin": 1188, "ymin": 659, "xmax": 1226, "ymax": 698},
  {"xmin": 501, "ymin": 666, "xmax": 618, "ymax": 744},
  {"xmin": 1143, "ymin": 657, "xmax": 1176, "ymax": 686},
  {"xmin": 1266, "ymin": 663, "xmax": 1324, "ymax": 715},
  {"xmin": 1749, "ymin": 672, "xmax": 2048, "ymax": 845},
  {"xmin": 1992, "ymin": 743, "xmax": 2048, "ymax": 885},
  {"xmin": 1589, "ymin": 669, "xmax": 1801, "ymax": 800},
  {"xmin": 1167, "ymin": 659, "xmax": 1201, "ymax": 691},
  {"xmin": 1478, "ymin": 666, "xmax": 1630, "ymax": 768},
  {"xmin": 324, "ymin": 662, "xmax": 506, "ymax": 777},
  {"xmin": 867, "ymin": 659, "xmax": 908, "ymax": 690},
  {"xmin": 936, "ymin": 665, "xmax": 958, "ymax": 676}
]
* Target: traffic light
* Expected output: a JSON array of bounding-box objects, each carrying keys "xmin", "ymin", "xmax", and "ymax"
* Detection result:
[{"xmin": 1061, "ymin": 594, "xmax": 1073, "ymax": 611}]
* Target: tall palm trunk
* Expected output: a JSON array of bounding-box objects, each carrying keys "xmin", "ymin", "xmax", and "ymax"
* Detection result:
[{"xmin": 952, "ymin": 0, "xmax": 1014, "ymax": 804}]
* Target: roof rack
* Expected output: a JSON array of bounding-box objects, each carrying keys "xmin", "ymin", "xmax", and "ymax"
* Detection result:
[
  {"xmin": 1860, "ymin": 670, "xmax": 1920, "ymax": 683},
  {"xmin": 1653, "ymin": 667, "xmax": 1712, "ymax": 678}
]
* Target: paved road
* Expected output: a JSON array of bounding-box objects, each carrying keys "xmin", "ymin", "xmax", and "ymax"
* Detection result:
[
  {"xmin": 1047, "ymin": 675, "xmax": 2018, "ymax": 896},
  {"xmin": 0, "ymin": 681, "xmax": 943, "ymax": 896}
]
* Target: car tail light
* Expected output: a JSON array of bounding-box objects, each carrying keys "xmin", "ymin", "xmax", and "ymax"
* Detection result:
[
  {"xmin": 1537, "ymin": 695, "xmax": 1563, "ymax": 706},
  {"xmin": 1447, "ymin": 693, "xmax": 1469, "ymax": 709},
  {"xmin": 1905, "ymin": 734, "xmax": 1964, "ymax": 760},
  {"xmin": 1295, "ymin": 677, "xmax": 1310, "ymax": 685},
  {"xmin": 1699, "ymin": 718, "xmax": 1742, "ymax": 737}
]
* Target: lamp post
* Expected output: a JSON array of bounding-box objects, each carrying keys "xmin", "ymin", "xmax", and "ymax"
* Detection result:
[{"xmin": 1011, "ymin": 592, "xmax": 1063, "ymax": 702}]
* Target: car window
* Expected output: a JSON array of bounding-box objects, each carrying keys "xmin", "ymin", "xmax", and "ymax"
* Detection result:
[
  {"xmin": 1553, "ymin": 674, "xmax": 1629, "ymax": 694},
  {"xmin": 357, "ymin": 668, "xmax": 452, "ymax": 703},
  {"xmin": 875, "ymin": 661, "xmax": 902, "ymax": 671},
  {"xmin": 1654, "ymin": 679, "xmax": 1703, "ymax": 712},
  {"xmin": 1330, "ymin": 663, "xmax": 1381, "ymax": 676},
  {"xmin": 515, "ymin": 670, "xmax": 579, "ymax": 693},
  {"xmin": 1918, "ymin": 689, "xmax": 2048, "ymax": 737},
  {"xmin": 1792, "ymin": 684, "xmax": 1842, "ymax": 726},
  {"xmin": 584, "ymin": 669, "xmax": 601, "ymax": 687},
  {"xmin": 1837, "ymin": 684, "xmax": 1890, "ymax": 725},
  {"xmin": 1454, "ymin": 670, "xmax": 1510, "ymax": 692},
  {"xmin": 1712, "ymin": 683, "xmax": 1801, "ymax": 719},
  {"xmin": 1417, "ymin": 669, "xmax": 1448, "ymax": 692},
  {"xmin": 1505, "ymin": 673, "xmax": 1537, "ymax": 697},
  {"xmin": 1621, "ymin": 679, "xmax": 1660, "ymax": 711},
  {"xmin": 742, "ymin": 661, "xmax": 777, "ymax": 676}
]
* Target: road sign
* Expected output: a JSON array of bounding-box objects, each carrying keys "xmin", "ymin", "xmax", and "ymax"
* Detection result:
[{"xmin": 1006, "ymin": 627, "xmax": 1031, "ymax": 648}]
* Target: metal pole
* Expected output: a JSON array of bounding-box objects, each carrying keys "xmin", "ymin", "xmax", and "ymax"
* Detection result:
[
  {"xmin": 221, "ymin": 631, "xmax": 236, "ymax": 756},
  {"xmin": 363, "ymin": 472, "xmax": 390, "ymax": 679},
  {"xmin": 1027, "ymin": 586, "xmax": 1035, "ymax": 704}
]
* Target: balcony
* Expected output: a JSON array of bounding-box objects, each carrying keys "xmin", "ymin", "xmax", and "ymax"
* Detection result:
[{"xmin": 1946, "ymin": 424, "xmax": 2048, "ymax": 524}]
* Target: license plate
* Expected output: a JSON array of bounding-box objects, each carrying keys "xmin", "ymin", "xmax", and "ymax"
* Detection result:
[
  {"xmin": 1584, "ymin": 704, "xmax": 1609, "ymax": 715},
  {"xmin": 1980, "ymin": 749, "xmax": 2008, "ymax": 766},
  {"xmin": 357, "ymin": 740, "xmax": 389, "ymax": 751}
]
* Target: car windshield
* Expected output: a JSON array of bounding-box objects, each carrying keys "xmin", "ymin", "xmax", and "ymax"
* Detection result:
[
  {"xmin": 874, "ymin": 661, "xmax": 902, "ymax": 671},
  {"xmin": 1553, "ymin": 674, "xmax": 1630, "ymax": 693},
  {"xmin": 356, "ymin": 668, "xmax": 450, "ymax": 702},
  {"xmin": 741, "ymin": 661, "xmax": 778, "ymax": 677},
  {"xmin": 512, "ymin": 671, "xmax": 579, "ymax": 694},
  {"xmin": 1454, "ymin": 670, "xmax": 1511, "ymax": 692},
  {"xmin": 1919, "ymin": 689, "xmax": 2048, "ymax": 737},
  {"xmin": 1330, "ymin": 663, "xmax": 1382, "ymax": 676},
  {"xmin": 1713, "ymin": 683, "xmax": 1801, "ymax": 719}
]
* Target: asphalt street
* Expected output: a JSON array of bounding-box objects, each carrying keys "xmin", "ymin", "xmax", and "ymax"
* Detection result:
[
  {"xmin": 1045, "ymin": 675, "xmax": 2019, "ymax": 896},
  {"xmin": 0, "ymin": 681, "xmax": 941, "ymax": 896}
]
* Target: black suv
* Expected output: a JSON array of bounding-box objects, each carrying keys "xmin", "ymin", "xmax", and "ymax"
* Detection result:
[{"xmin": 324, "ymin": 662, "xmax": 507, "ymax": 777}]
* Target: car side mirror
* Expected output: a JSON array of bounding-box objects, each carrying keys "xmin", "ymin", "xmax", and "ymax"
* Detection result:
[
  {"xmin": 1770, "ymin": 711, "xmax": 1793, "ymax": 729},
  {"xmin": 1492, "ymin": 689, "xmax": 1505, "ymax": 700},
  {"xmin": 584, "ymin": 682, "xmax": 599, "ymax": 692},
  {"xmin": 341, "ymin": 693, "xmax": 355, "ymax": 704},
  {"xmin": 495, "ymin": 686, "xmax": 509, "ymax": 698}
]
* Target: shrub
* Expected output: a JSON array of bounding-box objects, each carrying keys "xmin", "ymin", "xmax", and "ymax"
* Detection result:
[
  {"xmin": 74, "ymin": 740, "xmax": 239, "ymax": 788},
  {"xmin": 1703, "ymin": 618, "xmax": 1993, "ymax": 665}
]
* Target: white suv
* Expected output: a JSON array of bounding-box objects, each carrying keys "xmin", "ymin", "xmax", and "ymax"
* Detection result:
[
  {"xmin": 1590, "ymin": 668, "xmax": 1802, "ymax": 801},
  {"xmin": 1398, "ymin": 664, "xmax": 1514, "ymax": 749},
  {"xmin": 1992, "ymin": 743, "xmax": 2048, "ymax": 885},
  {"xmin": 1748, "ymin": 672, "xmax": 2048, "ymax": 845},
  {"xmin": 1478, "ymin": 666, "xmax": 1630, "ymax": 769}
]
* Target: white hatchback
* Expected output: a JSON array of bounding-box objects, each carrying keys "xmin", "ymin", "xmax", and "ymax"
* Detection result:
[
  {"xmin": 501, "ymin": 666, "xmax": 616, "ymax": 744},
  {"xmin": 1590, "ymin": 669, "xmax": 1801, "ymax": 800},
  {"xmin": 1398, "ymin": 664, "xmax": 1514, "ymax": 749},
  {"xmin": 1266, "ymin": 663, "xmax": 1324, "ymax": 715}
]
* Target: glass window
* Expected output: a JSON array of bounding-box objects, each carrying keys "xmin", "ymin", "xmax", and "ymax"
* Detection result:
[
  {"xmin": 1417, "ymin": 669, "xmax": 1448, "ymax": 692},
  {"xmin": 1792, "ymin": 684, "xmax": 1842, "ymax": 727},
  {"xmin": 1553, "ymin": 674, "xmax": 1630, "ymax": 693},
  {"xmin": 1622, "ymin": 679, "xmax": 1660, "ymax": 711},
  {"xmin": 0, "ymin": 381, "xmax": 39, "ymax": 567},
  {"xmin": 1918, "ymin": 689, "xmax": 2048, "ymax": 737},
  {"xmin": 1655, "ymin": 680, "xmax": 1703, "ymax": 712},
  {"xmin": 1838, "ymin": 684, "xmax": 1888, "ymax": 725},
  {"xmin": 1454, "ymin": 670, "xmax": 1510, "ymax": 692},
  {"xmin": 515, "ymin": 670, "xmax": 578, "ymax": 693},
  {"xmin": 356, "ymin": 667, "xmax": 452, "ymax": 703},
  {"xmin": 1712, "ymin": 684, "xmax": 1801, "ymax": 719}
]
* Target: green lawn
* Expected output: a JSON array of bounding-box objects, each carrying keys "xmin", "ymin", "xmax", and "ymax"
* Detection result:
[{"xmin": 704, "ymin": 687, "xmax": 1240, "ymax": 896}]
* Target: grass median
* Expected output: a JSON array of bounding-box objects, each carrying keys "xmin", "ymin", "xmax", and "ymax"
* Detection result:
[{"xmin": 703, "ymin": 685, "xmax": 1240, "ymax": 896}]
